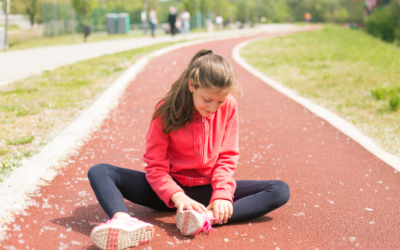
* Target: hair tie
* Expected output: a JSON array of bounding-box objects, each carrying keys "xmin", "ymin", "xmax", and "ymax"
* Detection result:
[{"xmin": 201, "ymin": 50, "xmax": 213, "ymax": 56}]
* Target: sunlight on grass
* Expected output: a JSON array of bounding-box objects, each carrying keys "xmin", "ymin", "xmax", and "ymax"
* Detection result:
[{"xmin": 241, "ymin": 25, "xmax": 400, "ymax": 157}]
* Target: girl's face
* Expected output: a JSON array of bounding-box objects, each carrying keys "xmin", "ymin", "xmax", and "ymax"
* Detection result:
[{"xmin": 189, "ymin": 80, "xmax": 230, "ymax": 117}]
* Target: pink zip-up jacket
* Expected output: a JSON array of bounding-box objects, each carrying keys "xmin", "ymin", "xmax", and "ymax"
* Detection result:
[{"xmin": 143, "ymin": 95, "xmax": 239, "ymax": 208}]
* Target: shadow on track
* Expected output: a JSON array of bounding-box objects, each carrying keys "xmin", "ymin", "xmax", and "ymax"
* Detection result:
[{"xmin": 51, "ymin": 201, "xmax": 273, "ymax": 240}]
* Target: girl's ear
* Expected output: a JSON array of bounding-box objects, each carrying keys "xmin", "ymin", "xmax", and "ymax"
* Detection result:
[{"xmin": 188, "ymin": 80, "xmax": 194, "ymax": 93}]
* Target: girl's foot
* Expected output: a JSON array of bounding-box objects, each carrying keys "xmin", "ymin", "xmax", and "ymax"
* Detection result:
[
  {"xmin": 91, "ymin": 216, "xmax": 154, "ymax": 250},
  {"xmin": 176, "ymin": 210, "xmax": 222, "ymax": 236}
]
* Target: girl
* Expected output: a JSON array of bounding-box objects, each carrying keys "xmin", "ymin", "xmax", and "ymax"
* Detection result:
[{"xmin": 88, "ymin": 49, "xmax": 290, "ymax": 250}]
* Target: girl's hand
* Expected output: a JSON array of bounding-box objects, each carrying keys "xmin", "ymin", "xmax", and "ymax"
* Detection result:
[
  {"xmin": 207, "ymin": 199, "xmax": 233, "ymax": 224},
  {"xmin": 171, "ymin": 192, "xmax": 208, "ymax": 214}
]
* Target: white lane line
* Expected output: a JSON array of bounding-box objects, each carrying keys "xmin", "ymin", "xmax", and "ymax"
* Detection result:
[{"xmin": 232, "ymin": 36, "xmax": 400, "ymax": 172}]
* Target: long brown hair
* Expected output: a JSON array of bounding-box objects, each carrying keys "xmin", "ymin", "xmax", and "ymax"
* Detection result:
[{"xmin": 153, "ymin": 49, "xmax": 243, "ymax": 134}]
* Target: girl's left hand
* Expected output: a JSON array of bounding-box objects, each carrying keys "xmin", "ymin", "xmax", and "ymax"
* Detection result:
[{"xmin": 206, "ymin": 199, "xmax": 233, "ymax": 224}]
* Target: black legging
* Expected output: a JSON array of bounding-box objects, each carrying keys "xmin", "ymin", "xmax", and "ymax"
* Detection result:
[{"xmin": 88, "ymin": 163, "xmax": 290, "ymax": 223}]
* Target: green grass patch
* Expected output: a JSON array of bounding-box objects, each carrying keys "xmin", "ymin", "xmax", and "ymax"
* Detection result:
[
  {"xmin": 371, "ymin": 87, "xmax": 400, "ymax": 111},
  {"xmin": 6, "ymin": 135, "xmax": 35, "ymax": 146},
  {"xmin": 241, "ymin": 25, "xmax": 400, "ymax": 156},
  {"xmin": 389, "ymin": 96, "xmax": 400, "ymax": 111},
  {"xmin": 0, "ymin": 148, "xmax": 9, "ymax": 156},
  {"xmin": 0, "ymin": 159, "xmax": 17, "ymax": 181},
  {"xmin": 371, "ymin": 87, "xmax": 400, "ymax": 100},
  {"xmin": 0, "ymin": 24, "xmax": 20, "ymax": 31},
  {"xmin": 4, "ymin": 32, "xmax": 166, "ymax": 51},
  {"xmin": 0, "ymin": 40, "xmax": 181, "ymax": 180}
]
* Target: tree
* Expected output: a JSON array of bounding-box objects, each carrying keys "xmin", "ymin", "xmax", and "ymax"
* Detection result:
[
  {"xmin": 183, "ymin": 0, "xmax": 196, "ymax": 16},
  {"xmin": 391, "ymin": 0, "xmax": 400, "ymax": 45},
  {"xmin": 8, "ymin": 0, "xmax": 41, "ymax": 25},
  {"xmin": 70, "ymin": 0, "xmax": 95, "ymax": 25},
  {"xmin": 200, "ymin": 0, "xmax": 213, "ymax": 18},
  {"xmin": 366, "ymin": 1, "xmax": 400, "ymax": 43},
  {"xmin": 25, "ymin": 0, "xmax": 37, "ymax": 26},
  {"xmin": 216, "ymin": 0, "xmax": 237, "ymax": 23},
  {"xmin": 71, "ymin": 0, "xmax": 95, "ymax": 41},
  {"xmin": 258, "ymin": 0, "xmax": 290, "ymax": 23}
]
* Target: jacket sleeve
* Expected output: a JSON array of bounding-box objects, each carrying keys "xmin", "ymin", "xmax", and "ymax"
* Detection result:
[
  {"xmin": 143, "ymin": 114, "xmax": 183, "ymax": 208},
  {"xmin": 210, "ymin": 98, "xmax": 239, "ymax": 204}
]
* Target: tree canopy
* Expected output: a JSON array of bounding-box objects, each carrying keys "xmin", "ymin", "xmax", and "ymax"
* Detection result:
[{"xmin": 6, "ymin": 0, "xmax": 366, "ymax": 25}]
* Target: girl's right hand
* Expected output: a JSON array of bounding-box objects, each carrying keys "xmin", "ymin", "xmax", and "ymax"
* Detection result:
[{"xmin": 171, "ymin": 191, "xmax": 208, "ymax": 214}]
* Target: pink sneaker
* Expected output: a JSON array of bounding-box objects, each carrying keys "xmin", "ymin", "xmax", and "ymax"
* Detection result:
[
  {"xmin": 90, "ymin": 216, "xmax": 154, "ymax": 250},
  {"xmin": 176, "ymin": 210, "xmax": 222, "ymax": 236}
]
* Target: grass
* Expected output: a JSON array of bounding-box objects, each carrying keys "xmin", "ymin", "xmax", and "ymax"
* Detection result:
[
  {"xmin": 0, "ymin": 40, "xmax": 180, "ymax": 181},
  {"xmin": 5, "ymin": 27, "xmax": 214, "ymax": 52},
  {"xmin": 389, "ymin": 96, "xmax": 400, "ymax": 111},
  {"xmin": 0, "ymin": 25, "xmax": 20, "ymax": 31},
  {"xmin": 4, "ymin": 31, "xmax": 166, "ymax": 51},
  {"xmin": 241, "ymin": 25, "xmax": 400, "ymax": 157},
  {"xmin": 5, "ymin": 26, "xmax": 251, "ymax": 52},
  {"xmin": 6, "ymin": 135, "xmax": 35, "ymax": 146},
  {"xmin": 0, "ymin": 148, "xmax": 9, "ymax": 156}
]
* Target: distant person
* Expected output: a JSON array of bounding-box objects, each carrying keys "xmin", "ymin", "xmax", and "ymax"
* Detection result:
[
  {"xmin": 260, "ymin": 16, "xmax": 266, "ymax": 23},
  {"xmin": 141, "ymin": 11, "xmax": 148, "ymax": 35},
  {"xmin": 215, "ymin": 16, "xmax": 223, "ymax": 29},
  {"xmin": 304, "ymin": 12, "xmax": 311, "ymax": 23},
  {"xmin": 83, "ymin": 24, "xmax": 91, "ymax": 42},
  {"xmin": 168, "ymin": 6, "xmax": 177, "ymax": 36},
  {"xmin": 88, "ymin": 49, "xmax": 290, "ymax": 249},
  {"xmin": 175, "ymin": 17, "xmax": 183, "ymax": 33},
  {"xmin": 149, "ymin": 7, "xmax": 158, "ymax": 38},
  {"xmin": 224, "ymin": 17, "xmax": 232, "ymax": 28},
  {"xmin": 180, "ymin": 8, "xmax": 191, "ymax": 34}
]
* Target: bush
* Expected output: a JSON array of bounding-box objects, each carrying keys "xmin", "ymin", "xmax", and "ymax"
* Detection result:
[
  {"xmin": 371, "ymin": 88, "xmax": 388, "ymax": 100},
  {"xmin": 365, "ymin": 3, "xmax": 398, "ymax": 43},
  {"xmin": 389, "ymin": 95, "xmax": 400, "ymax": 111},
  {"xmin": 371, "ymin": 87, "xmax": 400, "ymax": 111},
  {"xmin": 371, "ymin": 87, "xmax": 397, "ymax": 100}
]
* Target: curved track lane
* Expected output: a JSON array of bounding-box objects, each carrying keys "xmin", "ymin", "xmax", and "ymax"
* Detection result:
[{"xmin": 1, "ymin": 28, "xmax": 400, "ymax": 250}]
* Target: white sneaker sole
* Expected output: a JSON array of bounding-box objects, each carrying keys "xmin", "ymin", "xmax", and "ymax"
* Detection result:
[
  {"xmin": 176, "ymin": 210, "xmax": 203, "ymax": 236},
  {"xmin": 91, "ymin": 223, "xmax": 154, "ymax": 250}
]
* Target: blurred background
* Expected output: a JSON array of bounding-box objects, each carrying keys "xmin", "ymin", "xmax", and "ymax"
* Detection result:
[{"xmin": 0, "ymin": 0, "xmax": 399, "ymax": 50}]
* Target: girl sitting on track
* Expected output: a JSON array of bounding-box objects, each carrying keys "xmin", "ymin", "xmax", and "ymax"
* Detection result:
[{"xmin": 87, "ymin": 49, "xmax": 290, "ymax": 250}]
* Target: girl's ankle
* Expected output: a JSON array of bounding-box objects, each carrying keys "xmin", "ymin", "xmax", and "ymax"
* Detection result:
[{"xmin": 113, "ymin": 212, "xmax": 131, "ymax": 219}]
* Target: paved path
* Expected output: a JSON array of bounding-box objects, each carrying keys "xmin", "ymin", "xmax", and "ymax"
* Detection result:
[
  {"xmin": 0, "ymin": 24, "xmax": 296, "ymax": 86},
  {"xmin": 1, "ymin": 29, "xmax": 400, "ymax": 250}
]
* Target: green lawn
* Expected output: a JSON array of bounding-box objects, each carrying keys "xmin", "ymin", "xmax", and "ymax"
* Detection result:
[
  {"xmin": 0, "ymin": 41, "xmax": 179, "ymax": 181},
  {"xmin": 0, "ymin": 25, "xmax": 20, "ymax": 31},
  {"xmin": 5, "ymin": 32, "xmax": 163, "ymax": 51},
  {"xmin": 241, "ymin": 25, "xmax": 400, "ymax": 157},
  {"xmin": 4, "ymin": 28, "xmax": 208, "ymax": 52}
]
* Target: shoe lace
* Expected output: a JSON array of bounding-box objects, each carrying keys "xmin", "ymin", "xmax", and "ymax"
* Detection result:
[{"xmin": 201, "ymin": 213, "xmax": 222, "ymax": 234}]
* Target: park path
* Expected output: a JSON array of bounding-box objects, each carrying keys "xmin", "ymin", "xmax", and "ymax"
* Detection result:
[
  {"xmin": 0, "ymin": 24, "xmax": 295, "ymax": 86},
  {"xmin": 1, "ymin": 28, "xmax": 400, "ymax": 250}
]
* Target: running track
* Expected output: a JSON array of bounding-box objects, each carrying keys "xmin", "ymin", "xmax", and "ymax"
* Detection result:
[{"xmin": 1, "ymin": 30, "xmax": 400, "ymax": 250}]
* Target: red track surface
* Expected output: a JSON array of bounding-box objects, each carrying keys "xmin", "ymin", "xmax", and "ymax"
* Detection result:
[{"xmin": 1, "ymin": 30, "xmax": 400, "ymax": 250}]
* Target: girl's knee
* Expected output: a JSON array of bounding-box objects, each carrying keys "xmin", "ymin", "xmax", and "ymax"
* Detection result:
[
  {"xmin": 274, "ymin": 180, "xmax": 290, "ymax": 205},
  {"xmin": 87, "ymin": 163, "xmax": 111, "ymax": 180}
]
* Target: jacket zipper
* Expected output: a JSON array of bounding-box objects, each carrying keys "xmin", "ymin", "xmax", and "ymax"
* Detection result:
[{"xmin": 199, "ymin": 116, "xmax": 205, "ymax": 168}]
